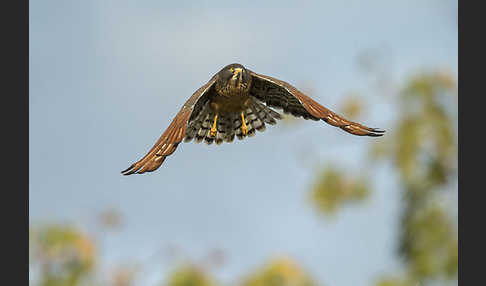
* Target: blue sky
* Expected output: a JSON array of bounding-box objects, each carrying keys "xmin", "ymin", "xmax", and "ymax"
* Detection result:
[{"xmin": 29, "ymin": 1, "xmax": 457, "ymax": 285}]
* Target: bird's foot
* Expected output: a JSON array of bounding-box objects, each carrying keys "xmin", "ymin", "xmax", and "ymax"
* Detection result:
[
  {"xmin": 241, "ymin": 125, "xmax": 248, "ymax": 136},
  {"xmin": 240, "ymin": 112, "xmax": 248, "ymax": 136},
  {"xmin": 210, "ymin": 114, "xmax": 218, "ymax": 137}
]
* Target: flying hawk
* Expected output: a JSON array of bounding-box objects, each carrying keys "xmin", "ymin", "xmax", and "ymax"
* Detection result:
[{"xmin": 122, "ymin": 63, "xmax": 384, "ymax": 175}]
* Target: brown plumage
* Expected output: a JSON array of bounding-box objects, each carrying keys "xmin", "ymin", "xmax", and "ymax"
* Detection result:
[{"xmin": 121, "ymin": 63, "xmax": 384, "ymax": 175}]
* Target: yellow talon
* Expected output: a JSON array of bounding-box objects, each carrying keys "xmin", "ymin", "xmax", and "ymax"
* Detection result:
[
  {"xmin": 210, "ymin": 114, "xmax": 218, "ymax": 137},
  {"xmin": 240, "ymin": 112, "xmax": 248, "ymax": 136}
]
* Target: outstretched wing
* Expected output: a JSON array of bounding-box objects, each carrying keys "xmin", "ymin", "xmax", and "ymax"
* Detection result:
[
  {"xmin": 248, "ymin": 70, "xmax": 385, "ymax": 137},
  {"xmin": 121, "ymin": 76, "xmax": 217, "ymax": 175}
]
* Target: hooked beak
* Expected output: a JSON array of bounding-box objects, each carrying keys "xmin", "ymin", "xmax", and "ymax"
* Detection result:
[{"xmin": 232, "ymin": 68, "xmax": 243, "ymax": 82}]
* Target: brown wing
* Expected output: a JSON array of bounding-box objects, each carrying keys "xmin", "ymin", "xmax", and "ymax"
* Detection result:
[
  {"xmin": 121, "ymin": 76, "xmax": 217, "ymax": 175},
  {"xmin": 248, "ymin": 70, "xmax": 385, "ymax": 137}
]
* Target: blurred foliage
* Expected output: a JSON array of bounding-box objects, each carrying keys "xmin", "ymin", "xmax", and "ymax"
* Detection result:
[
  {"xmin": 30, "ymin": 225, "xmax": 316, "ymax": 286},
  {"xmin": 99, "ymin": 208, "xmax": 124, "ymax": 230},
  {"xmin": 201, "ymin": 248, "xmax": 227, "ymax": 270},
  {"xmin": 339, "ymin": 93, "xmax": 364, "ymax": 119},
  {"xmin": 163, "ymin": 265, "xmax": 217, "ymax": 286},
  {"xmin": 30, "ymin": 225, "xmax": 97, "ymax": 286},
  {"xmin": 376, "ymin": 71, "xmax": 457, "ymax": 285},
  {"xmin": 30, "ymin": 70, "xmax": 457, "ymax": 286},
  {"xmin": 400, "ymin": 204, "xmax": 458, "ymax": 280},
  {"xmin": 111, "ymin": 264, "xmax": 138, "ymax": 286},
  {"xmin": 308, "ymin": 70, "xmax": 457, "ymax": 285},
  {"xmin": 373, "ymin": 71, "xmax": 457, "ymax": 284},
  {"xmin": 310, "ymin": 165, "xmax": 370, "ymax": 215},
  {"xmin": 240, "ymin": 257, "xmax": 317, "ymax": 286},
  {"xmin": 375, "ymin": 277, "xmax": 418, "ymax": 286}
]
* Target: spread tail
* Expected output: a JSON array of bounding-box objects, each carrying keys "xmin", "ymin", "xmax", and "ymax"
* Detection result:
[{"xmin": 184, "ymin": 97, "xmax": 282, "ymax": 144}]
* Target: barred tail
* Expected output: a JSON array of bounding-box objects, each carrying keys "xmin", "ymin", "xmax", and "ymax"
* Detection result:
[{"xmin": 183, "ymin": 97, "xmax": 282, "ymax": 145}]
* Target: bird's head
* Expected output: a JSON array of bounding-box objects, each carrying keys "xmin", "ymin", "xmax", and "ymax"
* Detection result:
[{"xmin": 216, "ymin": 63, "xmax": 252, "ymax": 95}]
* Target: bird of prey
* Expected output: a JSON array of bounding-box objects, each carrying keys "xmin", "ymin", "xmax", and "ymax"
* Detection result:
[{"xmin": 121, "ymin": 63, "xmax": 384, "ymax": 175}]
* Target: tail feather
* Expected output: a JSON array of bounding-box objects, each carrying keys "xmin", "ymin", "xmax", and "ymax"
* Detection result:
[
  {"xmin": 249, "ymin": 98, "xmax": 281, "ymax": 125},
  {"xmin": 223, "ymin": 113, "xmax": 235, "ymax": 143},
  {"xmin": 184, "ymin": 104, "xmax": 208, "ymax": 143},
  {"xmin": 215, "ymin": 113, "xmax": 228, "ymax": 145},
  {"xmin": 235, "ymin": 115, "xmax": 245, "ymax": 140},
  {"xmin": 247, "ymin": 102, "xmax": 266, "ymax": 132},
  {"xmin": 183, "ymin": 97, "xmax": 282, "ymax": 144},
  {"xmin": 195, "ymin": 108, "xmax": 212, "ymax": 143}
]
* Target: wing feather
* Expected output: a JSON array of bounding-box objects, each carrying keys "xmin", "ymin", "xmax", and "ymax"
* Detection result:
[
  {"xmin": 248, "ymin": 70, "xmax": 385, "ymax": 137},
  {"xmin": 121, "ymin": 76, "xmax": 217, "ymax": 175}
]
